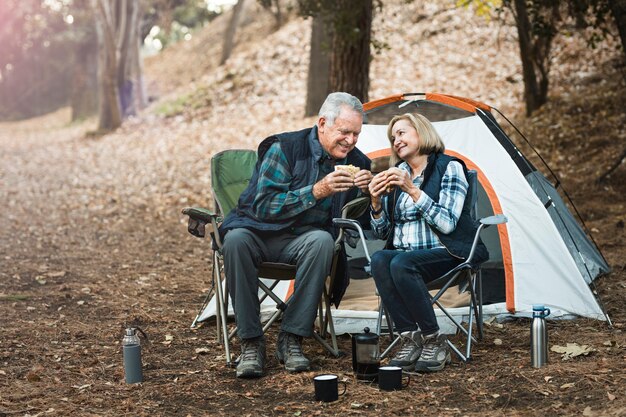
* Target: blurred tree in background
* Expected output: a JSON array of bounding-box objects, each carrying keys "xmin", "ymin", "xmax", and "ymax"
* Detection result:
[
  {"xmin": 0, "ymin": 0, "xmax": 75, "ymax": 120},
  {"xmin": 461, "ymin": 0, "xmax": 623, "ymax": 116},
  {"xmin": 297, "ymin": 0, "xmax": 378, "ymax": 109},
  {"xmin": 0, "ymin": 0, "xmax": 221, "ymax": 124}
]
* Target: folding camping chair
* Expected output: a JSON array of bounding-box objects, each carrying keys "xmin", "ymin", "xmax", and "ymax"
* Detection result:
[
  {"xmin": 333, "ymin": 170, "xmax": 508, "ymax": 363},
  {"xmin": 182, "ymin": 149, "xmax": 369, "ymax": 366}
]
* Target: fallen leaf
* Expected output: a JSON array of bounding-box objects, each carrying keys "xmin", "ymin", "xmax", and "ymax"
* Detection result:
[
  {"xmin": 583, "ymin": 406, "xmax": 593, "ymax": 416},
  {"xmin": 551, "ymin": 343, "xmax": 596, "ymax": 360},
  {"xmin": 165, "ymin": 334, "xmax": 174, "ymax": 341},
  {"xmin": 560, "ymin": 382, "xmax": 575, "ymax": 389},
  {"xmin": 544, "ymin": 376, "xmax": 553, "ymax": 382},
  {"xmin": 491, "ymin": 393, "xmax": 500, "ymax": 398},
  {"xmin": 26, "ymin": 371, "xmax": 41, "ymax": 382},
  {"xmin": 493, "ymin": 338, "xmax": 502, "ymax": 346},
  {"xmin": 195, "ymin": 347, "xmax": 211, "ymax": 354},
  {"xmin": 607, "ymin": 392, "xmax": 615, "ymax": 401}
]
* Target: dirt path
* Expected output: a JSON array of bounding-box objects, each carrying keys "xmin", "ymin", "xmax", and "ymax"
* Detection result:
[{"xmin": 1, "ymin": 104, "xmax": 625, "ymax": 416}]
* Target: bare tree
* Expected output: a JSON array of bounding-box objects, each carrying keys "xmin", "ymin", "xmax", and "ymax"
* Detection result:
[
  {"xmin": 508, "ymin": 0, "xmax": 560, "ymax": 116},
  {"xmin": 221, "ymin": 0, "xmax": 246, "ymax": 65},
  {"xmin": 93, "ymin": 0, "xmax": 122, "ymax": 130},
  {"xmin": 304, "ymin": 15, "xmax": 331, "ymax": 116},
  {"xmin": 298, "ymin": 0, "xmax": 375, "ymax": 103},
  {"xmin": 92, "ymin": 0, "xmax": 144, "ymax": 131}
]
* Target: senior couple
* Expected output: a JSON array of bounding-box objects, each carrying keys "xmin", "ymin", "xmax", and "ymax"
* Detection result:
[{"xmin": 219, "ymin": 92, "xmax": 486, "ymax": 379}]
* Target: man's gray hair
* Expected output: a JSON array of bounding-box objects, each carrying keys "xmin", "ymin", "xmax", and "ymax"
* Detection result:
[{"xmin": 318, "ymin": 92, "xmax": 364, "ymax": 126}]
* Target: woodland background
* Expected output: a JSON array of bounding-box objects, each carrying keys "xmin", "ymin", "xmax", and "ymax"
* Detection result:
[{"xmin": 0, "ymin": 0, "xmax": 625, "ymax": 416}]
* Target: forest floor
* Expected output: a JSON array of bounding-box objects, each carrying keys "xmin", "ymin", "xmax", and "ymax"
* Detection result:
[{"xmin": 1, "ymin": 1, "xmax": 626, "ymax": 416}]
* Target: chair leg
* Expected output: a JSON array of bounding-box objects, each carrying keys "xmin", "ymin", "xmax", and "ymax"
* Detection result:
[
  {"xmin": 190, "ymin": 253, "xmax": 217, "ymax": 329},
  {"xmin": 312, "ymin": 285, "xmax": 340, "ymax": 357},
  {"xmin": 465, "ymin": 271, "xmax": 485, "ymax": 361},
  {"xmin": 477, "ymin": 269, "xmax": 484, "ymax": 340},
  {"xmin": 380, "ymin": 334, "xmax": 402, "ymax": 359},
  {"xmin": 214, "ymin": 251, "xmax": 233, "ymax": 367}
]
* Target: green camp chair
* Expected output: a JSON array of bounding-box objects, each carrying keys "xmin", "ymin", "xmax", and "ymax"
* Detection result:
[{"xmin": 182, "ymin": 149, "xmax": 368, "ymax": 366}]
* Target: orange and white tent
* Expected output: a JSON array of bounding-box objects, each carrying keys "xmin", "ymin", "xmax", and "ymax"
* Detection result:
[{"xmin": 197, "ymin": 93, "xmax": 610, "ymax": 332}]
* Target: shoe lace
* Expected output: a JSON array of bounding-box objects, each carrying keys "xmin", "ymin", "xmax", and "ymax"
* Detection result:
[
  {"xmin": 395, "ymin": 334, "xmax": 419, "ymax": 360},
  {"xmin": 286, "ymin": 335, "xmax": 304, "ymax": 357},
  {"xmin": 420, "ymin": 337, "xmax": 440, "ymax": 361},
  {"xmin": 241, "ymin": 340, "xmax": 260, "ymax": 361}
]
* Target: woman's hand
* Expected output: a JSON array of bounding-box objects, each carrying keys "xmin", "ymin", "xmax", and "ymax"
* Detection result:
[
  {"xmin": 368, "ymin": 171, "xmax": 390, "ymax": 199},
  {"xmin": 374, "ymin": 168, "xmax": 421, "ymax": 202}
]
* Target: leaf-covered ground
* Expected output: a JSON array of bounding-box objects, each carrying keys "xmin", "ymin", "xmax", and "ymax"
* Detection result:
[{"xmin": 1, "ymin": 1, "xmax": 625, "ymax": 415}]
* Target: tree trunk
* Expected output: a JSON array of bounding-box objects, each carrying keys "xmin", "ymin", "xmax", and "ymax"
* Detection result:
[
  {"xmin": 221, "ymin": 0, "xmax": 246, "ymax": 65},
  {"xmin": 609, "ymin": 0, "xmax": 626, "ymax": 57},
  {"xmin": 116, "ymin": 0, "xmax": 140, "ymax": 117},
  {"xmin": 305, "ymin": 16, "xmax": 331, "ymax": 116},
  {"xmin": 328, "ymin": 0, "xmax": 372, "ymax": 103},
  {"xmin": 511, "ymin": 0, "xmax": 557, "ymax": 116},
  {"xmin": 94, "ymin": 0, "xmax": 122, "ymax": 131}
]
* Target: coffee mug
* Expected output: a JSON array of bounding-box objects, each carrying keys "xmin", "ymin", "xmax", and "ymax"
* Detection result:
[
  {"xmin": 378, "ymin": 366, "xmax": 410, "ymax": 391},
  {"xmin": 313, "ymin": 374, "xmax": 347, "ymax": 402}
]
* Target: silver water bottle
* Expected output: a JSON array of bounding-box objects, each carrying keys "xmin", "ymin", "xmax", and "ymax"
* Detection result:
[
  {"xmin": 122, "ymin": 327, "xmax": 144, "ymax": 383},
  {"xmin": 530, "ymin": 305, "xmax": 550, "ymax": 368}
]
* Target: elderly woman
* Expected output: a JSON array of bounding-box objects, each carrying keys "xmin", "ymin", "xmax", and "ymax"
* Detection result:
[{"xmin": 368, "ymin": 113, "xmax": 487, "ymax": 373}]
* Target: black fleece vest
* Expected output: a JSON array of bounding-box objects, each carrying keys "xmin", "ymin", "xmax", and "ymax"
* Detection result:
[
  {"xmin": 218, "ymin": 126, "xmax": 371, "ymax": 306},
  {"xmin": 219, "ymin": 126, "xmax": 370, "ymax": 237},
  {"xmin": 386, "ymin": 152, "xmax": 488, "ymax": 264}
]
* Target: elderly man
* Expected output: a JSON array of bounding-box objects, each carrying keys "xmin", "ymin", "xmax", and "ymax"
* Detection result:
[{"xmin": 219, "ymin": 92, "xmax": 372, "ymax": 378}]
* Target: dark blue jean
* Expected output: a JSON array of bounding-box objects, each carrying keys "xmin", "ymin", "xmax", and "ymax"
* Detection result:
[{"xmin": 371, "ymin": 248, "xmax": 462, "ymax": 335}]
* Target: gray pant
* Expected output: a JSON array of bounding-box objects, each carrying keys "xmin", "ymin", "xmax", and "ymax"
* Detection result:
[{"xmin": 222, "ymin": 228, "xmax": 335, "ymax": 339}]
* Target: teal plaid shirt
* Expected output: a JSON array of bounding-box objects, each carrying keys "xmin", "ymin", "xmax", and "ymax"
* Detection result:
[
  {"xmin": 253, "ymin": 141, "xmax": 343, "ymax": 231},
  {"xmin": 371, "ymin": 160, "xmax": 468, "ymax": 251}
]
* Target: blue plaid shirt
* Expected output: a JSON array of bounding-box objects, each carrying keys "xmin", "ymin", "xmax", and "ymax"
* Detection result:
[
  {"xmin": 371, "ymin": 160, "xmax": 468, "ymax": 251},
  {"xmin": 253, "ymin": 141, "xmax": 342, "ymax": 231}
]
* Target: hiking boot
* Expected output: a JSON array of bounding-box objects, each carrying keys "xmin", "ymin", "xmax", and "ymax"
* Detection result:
[
  {"xmin": 276, "ymin": 331, "xmax": 311, "ymax": 372},
  {"xmin": 236, "ymin": 336, "xmax": 266, "ymax": 378},
  {"xmin": 389, "ymin": 330, "xmax": 422, "ymax": 371},
  {"xmin": 414, "ymin": 333, "xmax": 451, "ymax": 373}
]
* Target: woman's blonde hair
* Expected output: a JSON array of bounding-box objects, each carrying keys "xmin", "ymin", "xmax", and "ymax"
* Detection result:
[{"xmin": 387, "ymin": 113, "xmax": 445, "ymax": 165}]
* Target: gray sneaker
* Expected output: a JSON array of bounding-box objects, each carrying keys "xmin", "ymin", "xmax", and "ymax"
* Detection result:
[
  {"xmin": 389, "ymin": 330, "xmax": 422, "ymax": 371},
  {"xmin": 414, "ymin": 333, "xmax": 451, "ymax": 373},
  {"xmin": 276, "ymin": 331, "xmax": 310, "ymax": 372},
  {"xmin": 236, "ymin": 336, "xmax": 266, "ymax": 378}
]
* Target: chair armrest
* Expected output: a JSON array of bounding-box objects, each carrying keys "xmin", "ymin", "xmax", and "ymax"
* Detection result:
[
  {"xmin": 341, "ymin": 196, "xmax": 370, "ymax": 220},
  {"xmin": 332, "ymin": 218, "xmax": 372, "ymax": 264},
  {"xmin": 181, "ymin": 207, "xmax": 220, "ymax": 223},
  {"xmin": 480, "ymin": 214, "xmax": 508, "ymax": 226},
  {"xmin": 181, "ymin": 207, "xmax": 221, "ymax": 240},
  {"xmin": 465, "ymin": 214, "xmax": 509, "ymax": 264}
]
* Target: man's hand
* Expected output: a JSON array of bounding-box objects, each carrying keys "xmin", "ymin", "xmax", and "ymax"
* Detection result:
[
  {"xmin": 312, "ymin": 170, "xmax": 357, "ymax": 200},
  {"xmin": 354, "ymin": 169, "xmax": 373, "ymax": 194}
]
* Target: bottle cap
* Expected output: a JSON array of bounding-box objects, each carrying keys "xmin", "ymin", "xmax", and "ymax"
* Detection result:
[{"xmin": 532, "ymin": 304, "xmax": 545, "ymax": 311}]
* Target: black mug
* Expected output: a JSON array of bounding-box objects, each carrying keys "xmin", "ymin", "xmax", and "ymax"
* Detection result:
[
  {"xmin": 313, "ymin": 374, "xmax": 347, "ymax": 402},
  {"xmin": 378, "ymin": 366, "xmax": 410, "ymax": 391}
]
